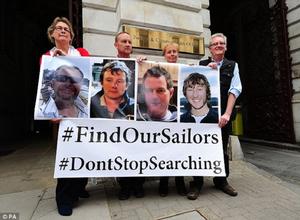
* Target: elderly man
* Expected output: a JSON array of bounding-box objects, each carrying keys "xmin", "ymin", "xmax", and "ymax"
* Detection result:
[
  {"xmin": 137, "ymin": 66, "xmax": 177, "ymax": 122},
  {"xmin": 90, "ymin": 60, "xmax": 134, "ymax": 119},
  {"xmin": 188, "ymin": 33, "xmax": 242, "ymax": 199},
  {"xmin": 39, "ymin": 65, "xmax": 88, "ymax": 118}
]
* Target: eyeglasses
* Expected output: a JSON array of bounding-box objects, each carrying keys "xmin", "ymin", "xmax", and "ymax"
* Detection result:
[
  {"xmin": 54, "ymin": 26, "xmax": 71, "ymax": 33},
  {"xmin": 210, "ymin": 42, "xmax": 226, "ymax": 47},
  {"xmin": 54, "ymin": 75, "xmax": 82, "ymax": 84}
]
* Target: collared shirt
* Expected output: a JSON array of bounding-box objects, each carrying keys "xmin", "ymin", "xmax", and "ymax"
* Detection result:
[
  {"xmin": 38, "ymin": 96, "xmax": 88, "ymax": 118},
  {"xmin": 216, "ymin": 59, "xmax": 242, "ymax": 98},
  {"xmin": 49, "ymin": 46, "xmax": 81, "ymax": 56}
]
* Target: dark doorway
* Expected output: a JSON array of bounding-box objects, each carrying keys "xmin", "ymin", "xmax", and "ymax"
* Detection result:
[
  {"xmin": 209, "ymin": 0, "xmax": 295, "ymax": 143},
  {"xmin": 0, "ymin": 0, "xmax": 72, "ymax": 143}
]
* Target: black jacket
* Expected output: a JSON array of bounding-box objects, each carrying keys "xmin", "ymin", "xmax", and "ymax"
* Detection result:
[
  {"xmin": 90, "ymin": 90, "xmax": 134, "ymax": 119},
  {"xmin": 180, "ymin": 105, "xmax": 218, "ymax": 123},
  {"xmin": 199, "ymin": 57, "xmax": 236, "ymax": 121}
]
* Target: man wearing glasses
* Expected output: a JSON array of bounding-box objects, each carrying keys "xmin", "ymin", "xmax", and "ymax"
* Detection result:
[
  {"xmin": 38, "ymin": 65, "xmax": 88, "ymax": 118},
  {"xmin": 193, "ymin": 33, "xmax": 242, "ymax": 198}
]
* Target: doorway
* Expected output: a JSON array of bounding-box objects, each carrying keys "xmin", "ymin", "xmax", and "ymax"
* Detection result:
[
  {"xmin": 209, "ymin": 0, "xmax": 295, "ymax": 143},
  {"xmin": 0, "ymin": 0, "xmax": 74, "ymax": 142}
]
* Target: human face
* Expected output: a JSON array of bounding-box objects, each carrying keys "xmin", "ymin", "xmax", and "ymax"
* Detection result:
[
  {"xmin": 209, "ymin": 36, "xmax": 227, "ymax": 60},
  {"xmin": 52, "ymin": 67, "xmax": 82, "ymax": 101},
  {"xmin": 143, "ymin": 76, "xmax": 174, "ymax": 119},
  {"xmin": 102, "ymin": 70, "xmax": 127, "ymax": 100},
  {"xmin": 164, "ymin": 45, "xmax": 178, "ymax": 63},
  {"xmin": 51, "ymin": 21, "xmax": 71, "ymax": 45},
  {"xmin": 185, "ymin": 82, "xmax": 207, "ymax": 110},
  {"xmin": 114, "ymin": 33, "xmax": 132, "ymax": 58}
]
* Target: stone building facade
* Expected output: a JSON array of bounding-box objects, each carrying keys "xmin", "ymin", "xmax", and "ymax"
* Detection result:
[{"xmin": 82, "ymin": 0, "xmax": 300, "ymax": 142}]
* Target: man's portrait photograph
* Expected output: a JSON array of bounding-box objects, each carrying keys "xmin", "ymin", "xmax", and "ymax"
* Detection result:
[
  {"xmin": 137, "ymin": 61, "xmax": 179, "ymax": 122},
  {"xmin": 35, "ymin": 56, "xmax": 91, "ymax": 119},
  {"xmin": 179, "ymin": 65, "xmax": 220, "ymax": 124},
  {"xmin": 90, "ymin": 58, "xmax": 136, "ymax": 120}
]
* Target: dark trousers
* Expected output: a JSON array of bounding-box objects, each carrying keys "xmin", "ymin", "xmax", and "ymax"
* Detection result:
[
  {"xmin": 56, "ymin": 178, "xmax": 88, "ymax": 207},
  {"xmin": 117, "ymin": 177, "xmax": 145, "ymax": 190},
  {"xmin": 193, "ymin": 124, "xmax": 231, "ymax": 189},
  {"xmin": 159, "ymin": 176, "xmax": 185, "ymax": 188}
]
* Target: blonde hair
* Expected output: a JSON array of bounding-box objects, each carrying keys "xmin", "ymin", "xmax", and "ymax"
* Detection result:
[
  {"xmin": 47, "ymin": 17, "xmax": 74, "ymax": 45},
  {"xmin": 162, "ymin": 43, "xmax": 179, "ymax": 55}
]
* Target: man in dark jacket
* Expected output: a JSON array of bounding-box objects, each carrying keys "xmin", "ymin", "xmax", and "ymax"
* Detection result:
[
  {"xmin": 90, "ymin": 60, "xmax": 134, "ymax": 120},
  {"xmin": 188, "ymin": 33, "xmax": 242, "ymax": 200}
]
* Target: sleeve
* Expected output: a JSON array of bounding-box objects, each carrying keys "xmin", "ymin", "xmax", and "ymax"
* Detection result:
[
  {"xmin": 77, "ymin": 48, "xmax": 90, "ymax": 57},
  {"xmin": 228, "ymin": 63, "xmax": 242, "ymax": 98}
]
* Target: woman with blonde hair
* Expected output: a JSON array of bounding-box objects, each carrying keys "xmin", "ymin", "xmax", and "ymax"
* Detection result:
[{"xmin": 42, "ymin": 17, "xmax": 90, "ymax": 216}]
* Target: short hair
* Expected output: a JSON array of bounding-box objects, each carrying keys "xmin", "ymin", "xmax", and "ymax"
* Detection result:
[
  {"xmin": 115, "ymin": 31, "xmax": 131, "ymax": 43},
  {"xmin": 47, "ymin": 17, "xmax": 74, "ymax": 45},
  {"xmin": 182, "ymin": 73, "xmax": 211, "ymax": 100},
  {"xmin": 143, "ymin": 66, "xmax": 173, "ymax": 89},
  {"xmin": 162, "ymin": 43, "xmax": 179, "ymax": 56},
  {"xmin": 55, "ymin": 65, "xmax": 84, "ymax": 79},
  {"xmin": 209, "ymin": 33, "xmax": 227, "ymax": 47},
  {"xmin": 100, "ymin": 61, "xmax": 131, "ymax": 84}
]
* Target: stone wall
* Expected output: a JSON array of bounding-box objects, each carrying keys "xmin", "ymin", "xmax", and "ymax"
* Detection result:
[
  {"xmin": 286, "ymin": 0, "xmax": 300, "ymax": 141},
  {"xmin": 82, "ymin": 0, "xmax": 211, "ymax": 64}
]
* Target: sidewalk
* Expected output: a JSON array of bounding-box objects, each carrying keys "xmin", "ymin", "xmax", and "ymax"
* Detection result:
[{"xmin": 1, "ymin": 138, "xmax": 300, "ymax": 220}]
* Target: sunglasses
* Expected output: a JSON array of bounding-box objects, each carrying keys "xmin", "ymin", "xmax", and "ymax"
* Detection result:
[
  {"xmin": 102, "ymin": 61, "xmax": 130, "ymax": 75},
  {"xmin": 54, "ymin": 75, "xmax": 82, "ymax": 84}
]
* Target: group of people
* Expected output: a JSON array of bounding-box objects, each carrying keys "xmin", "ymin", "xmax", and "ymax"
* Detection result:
[{"xmin": 41, "ymin": 17, "xmax": 242, "ymax": 216}]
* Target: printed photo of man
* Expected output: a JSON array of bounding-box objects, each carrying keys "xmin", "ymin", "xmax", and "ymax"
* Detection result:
[
  {"xmin": 180, "ymin": 73, "xmax": 218, "ymax": 123},
  {"xmin": 90, "ymin": 60, "xmax": 135, "ymax": 120},
  {"xmin": 137, "ymin": 65, "xmax": 177, "ymax": 122},
  {"xmin": 37, "ymin": 65, "xmax": 88, "ymax": 118}
]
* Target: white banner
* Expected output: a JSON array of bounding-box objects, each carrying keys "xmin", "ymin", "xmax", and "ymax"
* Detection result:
[
  {"xmin": 54, "ymin": 119, "xmax": 225, "ymax": 177},
  {"xmin": 34, "ymin": 56, "xmax": 225, "ymax": 177}
]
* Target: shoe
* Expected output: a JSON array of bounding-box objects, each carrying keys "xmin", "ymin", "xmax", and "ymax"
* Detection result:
[
  {"xmin": 118, "ymin": 187, "xmax": 130, "ymax": 200},
  {"xmin": 187, "ymin": 181, "xmax": 200, "ymax": 200},
  {"xmin": 57, "ymin": 204, "xmax": 72, "ymax": 216},
  {"xmin": 176, "ymin": 183, "xmax": 187, "ymax": 196},
  {"xmin": 159, "ymin": 186, "xmax": 168, "ymax": 197},
  {"xmin": 216, "ymin": 184, "xmax": 238, "ymax": 197},
  {"xmin": 79, "ymin": 190, "xmax": 90, "ymax": 198},
  {"xmin": 177, "ymin": 187, "xmax": 187, "ymax": 196},
  {"xmin": 134, "ymin": 185, "xmax": 145, "ymax": 198}
]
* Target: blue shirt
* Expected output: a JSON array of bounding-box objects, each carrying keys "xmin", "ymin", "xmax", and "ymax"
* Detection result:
[{"xmin": 217, "ymin": 60, "xmax": 242, "ymax": 98}]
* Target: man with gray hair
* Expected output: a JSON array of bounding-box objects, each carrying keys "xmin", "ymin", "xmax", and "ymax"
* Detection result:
[{"xmin": 188, "ymin": 33, "xmax": 242, "ymax": 199}]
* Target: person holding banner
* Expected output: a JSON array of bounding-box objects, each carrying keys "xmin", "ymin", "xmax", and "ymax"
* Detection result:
[
  {"xmin": 90, "ymin": 60, "xmax": 134, "ymax": 119},
  {"xmin": 158, "ymin": 43, "xmax": 187, "ymax": 197},
  {"xmin": 112, "ymin": 31, "xmax": 145, "ymax": 200},
  {"xmin": 188, "ymin": 33, "xmax": 242, "ymax": 199},
  {"xmin": 180, "ymin": 72, "xmax": 218, "ymax": 199},
  {"xmin": 43, "ymin": 17, "xmax": 90, "ymax": 216}
]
